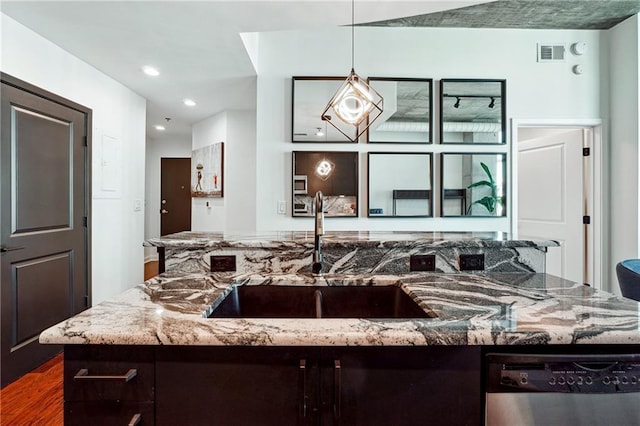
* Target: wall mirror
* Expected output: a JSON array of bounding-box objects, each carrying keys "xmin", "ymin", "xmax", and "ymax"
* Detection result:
[
  {"xmin": 368, "ymin": 153, "xmax": 433, "ymax": 217},
  {"xmin": 292, "ymin": 151, "xmax": 358, "ymax": 217},
  {"xmin": 440, "ymin": 79, "xmax": 506, "ymax": 144},
  {"xmin": 441, "ymin": 153, "xmax": 506, "ymax": 217},
  {"xmin": 292, "ymin": 77, "xmax": 357, "ymax": 143},
  {"xmin": 367, "ymin": 78, "xmax": 433, "ymax": 144}
]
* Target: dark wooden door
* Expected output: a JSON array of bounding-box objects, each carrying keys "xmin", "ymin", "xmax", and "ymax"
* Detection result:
[
  {"xmin": 1, "ymin": 74, "xmax": 90, "ymax": 387},
  {"xmin": 160, "ymin": 158, "xmax": 191, "ymax": 236}
]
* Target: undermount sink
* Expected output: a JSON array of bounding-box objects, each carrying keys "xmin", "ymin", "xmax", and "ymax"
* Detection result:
[{"xmin": 208, "ymin": 285, "xmax": 437, "ymax": 319}]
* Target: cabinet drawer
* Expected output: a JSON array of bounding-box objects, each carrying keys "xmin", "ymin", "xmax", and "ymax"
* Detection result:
[
  {"xmin": 65, "ymin": 401, "xmax": 154, "ymax": 426},
  {"xmin": 64, "ymin": 345, "xmax": 155, "ymax": 402}
]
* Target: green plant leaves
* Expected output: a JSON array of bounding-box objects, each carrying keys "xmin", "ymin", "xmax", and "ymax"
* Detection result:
[{"xmin": 466, "ymin": 161, "xmax": 502, "ymax": 215}]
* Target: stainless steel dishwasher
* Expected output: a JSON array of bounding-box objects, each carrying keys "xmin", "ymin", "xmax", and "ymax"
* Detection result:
[{"xmin": 486, "ymin": 353, "xmax": 640, "ymax": 426}]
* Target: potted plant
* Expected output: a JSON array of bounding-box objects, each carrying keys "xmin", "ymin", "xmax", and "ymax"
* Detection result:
[{"xmin": 466, "ymin": 162, "xmax": 503, "ymax": 215}]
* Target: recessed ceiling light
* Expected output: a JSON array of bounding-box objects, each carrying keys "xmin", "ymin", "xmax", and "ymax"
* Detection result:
[
  {"xmin": 183, "ymin": 99, "xmax": 196, "ymax": 107},
  {"xmin": 154, "ymin": 125, "xmax": 166, "ymax": 131},
  {"xmin": 142, "ymin": 65, "xmax": 160, "ymax": 77}
]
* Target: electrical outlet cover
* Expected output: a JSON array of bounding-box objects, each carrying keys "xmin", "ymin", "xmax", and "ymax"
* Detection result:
[{"xmin": 410, "ymin": 254, "xmax": 436, "ymax": 272}]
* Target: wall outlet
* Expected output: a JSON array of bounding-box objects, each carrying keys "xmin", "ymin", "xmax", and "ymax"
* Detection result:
[
  {"xmin": 277, "ymin": 200, "xmax": 286, "ymax": 214},
  {"xmin": 459, "ymin": 254, "xmax": 485, "ymax": 271},
  {"xmin": 210, "ymin": 255, "xmax": 236, "ymax": 272},
  {"xmin": 410, "ymin": 254, "xmax": 436, "ymax": 272},
  {"xmin": 133, "ymin": 199, "xmax": 142, "ymax": 212}
]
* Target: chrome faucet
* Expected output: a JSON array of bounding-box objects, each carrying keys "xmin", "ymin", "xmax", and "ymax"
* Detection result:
[{"xmin": 312, "ymin": 191, "xmax": 324, "ymax": 274}]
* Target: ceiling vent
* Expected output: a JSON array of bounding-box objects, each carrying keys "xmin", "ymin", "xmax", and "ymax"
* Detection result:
[{"xmin": 537, "ymin": 44, "xmax": 566, "ymax": 62}]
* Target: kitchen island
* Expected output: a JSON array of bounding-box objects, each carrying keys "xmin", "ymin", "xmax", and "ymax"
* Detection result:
[
  {"xmin": 41, "ymin": 270, "xmax": 640, "ymax": 425},
  {"xmin": 41, "ymin": 232, "xmax": 639, "ymax": 425}
]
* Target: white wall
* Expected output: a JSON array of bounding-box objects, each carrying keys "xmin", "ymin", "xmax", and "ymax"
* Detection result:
[
  {"xmin": 608, "ymin": 15, "xmax": 640, "ymax": 292},
  {"xmin": 255, "ymin": 26, "xmax": 603, "ymax": 232},
  {"xmin": 1, "ymin": 14, "xmax": 146, "ymax": 304},
  {"xmin": 226, "ymin": 110, "xmax": 257, "ymax": 232},
  {"xmin": 191, "ymin": 109, "xmax": 257, "ymax": 232},
  {"xmin": 144, "ymin": 134, "xmax": 192, "ymax": 261}
]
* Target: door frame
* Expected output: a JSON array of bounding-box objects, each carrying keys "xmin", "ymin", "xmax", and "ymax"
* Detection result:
[
  {"xmin": 511, "ymin": 118, "xmax": 604, "ymax": 290},
  {"xmin": 1, "ymin": 73, "xmax": 92, "ymax": 314}
]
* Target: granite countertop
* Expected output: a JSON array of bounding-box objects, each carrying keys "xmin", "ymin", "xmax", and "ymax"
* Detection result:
[
  {"xmin": 144, "ymin": 231, "xmax": 560, "ymax": 250},
  {"xmin": 39, "ymin": 272, "xmax": 640, "ymax": 347}
]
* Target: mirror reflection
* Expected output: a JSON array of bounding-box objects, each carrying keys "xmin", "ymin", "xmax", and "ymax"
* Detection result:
[
  {"xmin": 440, "ymin": 79, "xmax": 506, "ymax": 144},
  {"xmin": 441, "ymin": 153, "xmax": 506, "ymax": 217},
  {"xmin": 292, "ymin": 151, "xmax": 358, "ymax": 217},
  {"xmin": 292, "ymin": 77, "xmax": 357, "ymax": 143},
  {"xmin": 367, "ymin": 78, "xmax": 432, "ymax": 144},
  {"xmin": 368, "ymin": 153, "xmax": 432, "ymax": 217}
]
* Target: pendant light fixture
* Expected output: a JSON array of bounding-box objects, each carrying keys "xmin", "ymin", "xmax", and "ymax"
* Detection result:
[{"xmin": 322, "ymin": 0, "xmax": 383, "ymax": 142}]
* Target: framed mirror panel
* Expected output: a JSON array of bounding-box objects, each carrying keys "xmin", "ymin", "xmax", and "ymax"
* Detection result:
[
  {"xmin": 441, "ymin": 153, "xmax": 507, "ymax": 217},
  {"xmin": 292, "ymin": 151, "xmax": 358, "ymax": 217},
  {"xmin": 368, "ymin": 153, "xmax": 433, "ymax": 217},
  {"xmin": 292, "ymin": 77, "xmax": 357, "ymax": 143},
  {"xmin": 440, "ymin": 79, "xmax": 506, "ymax": 144},
  {"xmin": 367, "ymin": 78, "xmax": 433, "ymax": 144}
]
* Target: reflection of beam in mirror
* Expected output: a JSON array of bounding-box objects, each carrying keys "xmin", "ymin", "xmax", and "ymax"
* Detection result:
[
  {"xmin": 367, "ymin": 78, "xmax": 432, "ymax": 144},
  {"xmin": 440, "ymin": 79, "xmax": 506, "ymax": 145}
]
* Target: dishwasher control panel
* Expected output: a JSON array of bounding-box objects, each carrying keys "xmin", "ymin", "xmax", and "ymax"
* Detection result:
[{"xmin": 486, "ymin": 353, "xmax": 640, "ymax": 393}]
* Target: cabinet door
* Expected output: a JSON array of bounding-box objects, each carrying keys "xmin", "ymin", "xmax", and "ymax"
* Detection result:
[
  {"xmin": 320, "ymin": 346, "xmax": 482, "ymax": 426},
  {"xmin": 64, "ymin": 401, "xmax": 154, "ymax": 426},
  {"xmin": 64, "ymin": 345, "xmax": 155, "ymax": 402},
  {"xmin": 156, "ymin": 346, "xmax": 318, "ymax": 426}
]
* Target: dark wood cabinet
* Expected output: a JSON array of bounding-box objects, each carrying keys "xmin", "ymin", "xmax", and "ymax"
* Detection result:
[
  {"xmin": 64, "ymin": 401, "xmax": 154, "ymax": 426},
  {"xmin": 155, "ymin": 346, "xmax": 481, "ymax": 426},
  {"xmin": 320, "ymin": 346, "xmax": 481, "ymax": 426},
  {"xmin": 156, "ymin": 346, "xmax": 315, "ymax": 426},
  {"xmin": 64, "ymin": 346, "xmax": 155, "ymax": 425},
  {"xmin": 64, "ymin": 344, "xmax": 482, "ymax": 425}
]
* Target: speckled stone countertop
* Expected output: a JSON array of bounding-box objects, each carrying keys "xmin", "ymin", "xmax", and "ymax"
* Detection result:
[
  {"xmin": 39, "ymin": 272, "xmax": 639, "ymax": 347},
  {"xmin": 143, "ymin": 231, "xmax": 559, "ymax": 250}
]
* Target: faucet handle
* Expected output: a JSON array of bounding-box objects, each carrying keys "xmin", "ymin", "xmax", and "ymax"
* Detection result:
[{"xmin": 315, "ymin": 191, "xmax": 325, "ymax": 235}]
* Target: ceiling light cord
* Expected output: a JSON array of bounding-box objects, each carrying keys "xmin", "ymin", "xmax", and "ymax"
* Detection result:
[{"xmin": 351, "ymin": 0, "xmax": 355, "ymax": 71}]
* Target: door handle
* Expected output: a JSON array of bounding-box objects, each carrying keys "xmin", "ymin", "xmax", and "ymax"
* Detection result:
[
  {"xmin": 160, "ymin": 209, "xmax": 169, "ymax": 214},
  {"xmin": 0, "ymin": 246, "xmax": 24, "ymax": 253},
  {"xmin": 334, "ymin": 360, "xmax": 341, "ymax": 420},
  {"xmin": 298, "ymin": 359, "xmax": 307, "ymax": 421},
  {"xmin": 73, "ymin": 368, "xmax": 137, "ymax": 382}
]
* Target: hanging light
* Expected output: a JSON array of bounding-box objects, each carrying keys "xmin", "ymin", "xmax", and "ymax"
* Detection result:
[{"xmin": 322, "ymin": 0, "xmax": 383, "ymax": 142}]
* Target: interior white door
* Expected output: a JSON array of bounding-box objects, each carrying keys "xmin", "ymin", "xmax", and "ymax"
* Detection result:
[{"xmin": 518, "ymin": 129, "xmax": 584, "ymax": 282}]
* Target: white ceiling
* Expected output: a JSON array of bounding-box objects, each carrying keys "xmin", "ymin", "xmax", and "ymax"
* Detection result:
[{"xmin": 1, "ymin": 0, "xmax": 487, "ymax": 139}]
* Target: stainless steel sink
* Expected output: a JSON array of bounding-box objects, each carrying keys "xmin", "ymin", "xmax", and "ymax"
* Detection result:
[{"xmin": 208, "ymin": 285, "xmax": 437, "ymax": 319}]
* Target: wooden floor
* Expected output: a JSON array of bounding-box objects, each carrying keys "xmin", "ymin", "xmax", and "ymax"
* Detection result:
[
  {"xmin": 0, "ymin": 262, "xmax": 159, "ymax": 425},
  {"xmin": 145, "ymin": 260, "xmax": 159, "ymax": 281},
  {"xmin": 0, "ymin": 353, "xmax": 64, "ymax": 425}
]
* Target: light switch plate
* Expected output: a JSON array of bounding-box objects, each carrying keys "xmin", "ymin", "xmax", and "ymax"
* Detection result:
[{"xmin": 277, "ymin": 200, "xmax": 286, "ymax": 214}]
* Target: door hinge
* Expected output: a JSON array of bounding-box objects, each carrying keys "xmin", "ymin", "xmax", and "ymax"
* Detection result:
[
  {"xmin": 583, "ymin": 215, "xmax": 591, "ymax": 224},
  {"xmin": 583, "ymin": 147, "xmax": 590, "ymax": 156},
  {"xmin": 83, "ymin": 216, "xmax": 88, "ymax": 227},
  {"xmin": 83, "ymin": 136, "xmax": 88, "ymax": 146},
  {"xmin": 84, "ymin": 295, "xmax": 89, "ymax": 308}
]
